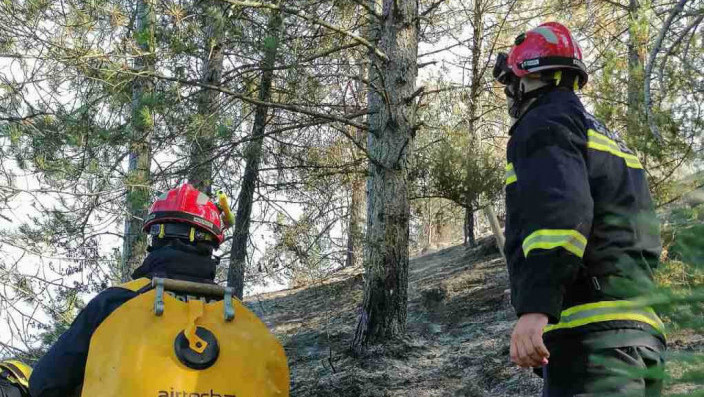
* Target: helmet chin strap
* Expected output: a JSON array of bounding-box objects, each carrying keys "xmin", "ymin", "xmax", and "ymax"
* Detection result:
[{"xmin": 507, "ymin": 76, "xmax": 559, "ymax": 118}]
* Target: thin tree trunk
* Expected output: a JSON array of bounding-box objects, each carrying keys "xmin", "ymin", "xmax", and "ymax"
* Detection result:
[
  {"xmin": 626, "ymin": 0, "xmax": 646, "ymax": 138},
  {"xmin": 468, "ymin": 0, "xmax": 483, "ymax": 123},
  {"xmin": 228, "ymin": 6, "xmax": 283, "ymax": 299},
  {"xmin": 345, "ymin": 45, "xmax": 369, "ymax": 270},
  {"xmin": 463, "ymin": 0, "xmax": 482, "ymax": 250},
  {"xmin": 426, "ymin": 213, "xmax": 433, "ymax": 247},
  {"xmin": 189, "ymin": 1, "xmax": 226, "ymax": 195},
  {"xmin": 121, "ymin": 0, "xmax": 155, "ymax": 282},
  {"xmin": 484, "ymin": 205, "xmax": 505, "ymax": 260},
  {"xmin": 464, "ymin": 208, "xmax": 475, "ymax": 247},
  {"xmin": 644, "ymin": 0, "xmax": 687, "ymax": 142},
  {"xmin": 353, "ymin": 0, "xmax": 418, "ymax": 348},
  {"xmin": 346, "ymin": 176, "xmax": 366, "ymax": 268}
]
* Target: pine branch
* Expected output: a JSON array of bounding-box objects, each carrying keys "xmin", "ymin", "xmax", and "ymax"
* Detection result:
[
  {"xmin": 421, "ymin": 0, "xmax": 448, "ymax": 17},
  {"xmin": 644, "ymin": 0, "xmax": 690, "ymax": 143},
  {"xmin": 218, "ymin": 1, "xmax": 389, "ymax": 62},
  {"xmin": 348, "ymin": 0, "xmax": 383, "ymax": 19},
  {"xmin": 598, "ymin": 0, "xmax": 629, "ymax": 11},
  {"xmin": 109, "ymin": 68, "xmax": 369, "ymax": 131},
  {"xmin": 222, "ymin": 42, "xmax": 362, "ymax": 82},
  {"xmin": 0, "ymin": 112, "xmax": 52, "ymax": 123}
]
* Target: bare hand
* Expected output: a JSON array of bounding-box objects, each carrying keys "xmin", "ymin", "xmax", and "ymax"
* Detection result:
[{"xmin": 510, "ymin": 313, "xmax": 550, "ymax": 368}]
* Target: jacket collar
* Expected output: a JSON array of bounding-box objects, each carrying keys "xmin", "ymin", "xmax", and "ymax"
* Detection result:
[
  {"xmin": 131, "ymin": 246, "xmax": 218, "ymax": 283},
  {"xmin": 508, "ymin": 88, "xmax": 583, "ymax": 136}
]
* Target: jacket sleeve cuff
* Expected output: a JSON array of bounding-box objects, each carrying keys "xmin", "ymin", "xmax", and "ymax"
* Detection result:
[
  {"xmin": 512, "ymin": 284, "xmax": 563, "ymax": 324},
  {"xmin": 511, "ymin": 253, "xmax": 581, "ymax": 324}
]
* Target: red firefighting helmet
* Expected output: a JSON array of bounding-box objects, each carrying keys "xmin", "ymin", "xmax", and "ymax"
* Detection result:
[
  {"xmin": 495, "ymin": 22, "xmax": 588, "ymax": 87},
  {"xmin": 143, "ymin": 184, "xmax": 225, "ymax": 245}
]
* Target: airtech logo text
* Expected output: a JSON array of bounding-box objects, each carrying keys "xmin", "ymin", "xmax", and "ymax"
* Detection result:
[{"xmin": 157, "ymin": 389, "xmax": 235, "ymax": 397}]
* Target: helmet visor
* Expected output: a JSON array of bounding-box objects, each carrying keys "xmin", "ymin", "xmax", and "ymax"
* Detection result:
[{"xmin": 493, "ymin": 52, "xmax": 515, "ymax": 86}]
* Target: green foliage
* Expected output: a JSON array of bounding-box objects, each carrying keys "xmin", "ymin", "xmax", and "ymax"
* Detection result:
[
  {"xmin": 263, "ymin": 36, "xmax": 279, "ymax": 51},
  {"xmin": 260, "ymin": 209, "xmax": 341, "ymax": 287},
  {"xmin": 429, "ymin": 137, "xmax": 503, "ymax": 210},
  {"xmin": 654, "ymin": 201, "xmax": 704, "ymax": 391},
  {"xmin": 138, "ymin": 106, "xmax": 154, "ymax": 129},
  {"xmin": 135, "ymin": 27, "xmax": 153, "ymax": 49}
]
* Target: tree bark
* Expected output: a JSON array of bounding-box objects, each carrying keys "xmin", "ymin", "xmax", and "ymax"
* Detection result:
[
  {"xmin": 346, "ymin": 176, "xmax": 366, "ymax": 268},
  {"xmin": 228, "ymin": 6, "xmax": 283, "ymax": 299},
  {"xmin": 189, "ymin": 1, "xmax": 226, "ymax": 195},
  {"xmin": 121, "ymin": 0, "xmax": 155, "ymax": 282},
  {"xmin": 484, "ymin": 205, "xmax": 505, "ymax": 260},
  {"xmin": 353, "ymin": 0, "xmax": 418, "ymax": 348},
  {"xmin": 345, "ymin": 49, "xmax": 368, "ymax": 269},
  {"xmin": 464, "ymin": 208, "xmax": 475, "ymax": 247},
  {"xmin": 644, "ymin": 0, "xmax": 688, "ymax": 142},
  {"xmin": 468, "ymin": 0, "xmax": 483, "ymax": 125},
  {"xmin": 626, "ymin": 0, "xmax": 646, "ymax": 139},
  {"xmin": 462, "ymin": 0, "xmax": 482, "ymax": 250}
]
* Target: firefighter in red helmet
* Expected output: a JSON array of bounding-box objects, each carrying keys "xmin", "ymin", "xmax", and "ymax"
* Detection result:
[
  {"xmin": 494, "ymin": 22, "xmax": 665, "ymax": 396},
  {"xmin": 29, "ymin": 184, "xmax": 237, "ymax": 397}
]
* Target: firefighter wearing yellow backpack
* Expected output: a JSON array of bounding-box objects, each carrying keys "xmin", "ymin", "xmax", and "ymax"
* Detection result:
[
  {"xmin": 0, "ymin": 360, "xmax": 31, "ymax": 397},
  {"xmin": 29, "ymin": 184, "xmax": 289, "ymax": 397}
]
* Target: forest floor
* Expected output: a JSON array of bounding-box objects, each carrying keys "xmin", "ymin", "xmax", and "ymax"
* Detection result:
[{"xmin": 246, "ymin": 237, "xmax": 703, "ymax": 396}]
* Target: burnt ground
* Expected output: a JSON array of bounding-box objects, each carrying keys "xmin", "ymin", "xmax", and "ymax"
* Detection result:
[{"xmin": 245, "ymin": 238, "xmax": 703, "ymax": 396}]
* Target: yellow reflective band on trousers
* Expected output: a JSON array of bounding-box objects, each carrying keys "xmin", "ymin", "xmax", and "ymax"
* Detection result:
[
  {"xmin": 544, "ymin": 300, "xmax": 666, "ymax": 336},
  {"xmin": 505, "ymin": 163, "xmax": 517, "ymax": 186},
  {"xmin": 522, "ymin": 229, "xmax": 587, "ymax": 258},
  {"xmin": 587, "ymin": 130, "xmax": 643, "ymax": 169}
]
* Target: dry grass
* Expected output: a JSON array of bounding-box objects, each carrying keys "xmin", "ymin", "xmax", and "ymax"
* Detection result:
[{"xmin": 246, "ymin": 236, "xmax": 702, "ymax": 396}]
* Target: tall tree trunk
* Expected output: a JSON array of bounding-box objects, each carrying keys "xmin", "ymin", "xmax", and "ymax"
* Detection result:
[
  {"xmin": 189, "ymin": 1, "xmax": 226, "ymax": 195},
  {"xmin": 626, "ymin": 0, "xmax": 647, "ymax": 138},
  {"xmin": 468, "ymin": 0, "xmax": 483, "ymax": 117},
  {"xmin": 464, "ymin": 207, "xmax": 475, "ymax": 247},
  {"xmin": 121, "ymin": 0, "xmax": 155, "ymax": 282},
  {"xmin": 463, "ymin": 0, "xmax": 483, "ymax": 250},
  {"xmin": 353, "ymin": 0, "xmax": 419, "ymax": 348},
  {"xmin": 228, "ymin": 7, "xmax": 283, "ymax": 299},
  {"xmin": 345, "ymin": 45, "xmax": 368, "ymax": 269},
  {"xmin": 346, "ymin": 176, "xmax": 366, "ymax": 268}
]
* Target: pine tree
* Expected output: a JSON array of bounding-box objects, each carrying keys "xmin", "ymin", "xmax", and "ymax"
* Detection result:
[
  {"xmin": 228, "ymin": 5, "xmax": 284, "ymax": 299},
  {"xmin": 121, "ymin": 0, "xmax": 156, "ymax": 281},
  {"xmin": 353, "ymin": 0, "xmax": 419, "ymax": 348}
]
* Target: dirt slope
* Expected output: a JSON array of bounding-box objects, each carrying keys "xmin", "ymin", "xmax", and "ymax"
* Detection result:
[
  {"xmin": 247, "ymin": 239, "xmax": 541, "ymax": 396},
  {"xmin": 246, "ymin": 238, "xmax": 701, "ymax": 396}
]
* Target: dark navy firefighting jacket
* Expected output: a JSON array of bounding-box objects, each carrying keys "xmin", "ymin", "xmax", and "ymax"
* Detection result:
[
  {"xmin": 504, "ymin": 88, "xmax": 665, "ymax": 343},
  {"xmin": 0, "ymin": 379, "xmax": 24, "ymax": 397}
]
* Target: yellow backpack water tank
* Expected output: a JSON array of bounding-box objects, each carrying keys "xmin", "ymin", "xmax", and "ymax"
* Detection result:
[{"xmin": 81, "ymin": 278, "xmax": 289, "ymax": 397}]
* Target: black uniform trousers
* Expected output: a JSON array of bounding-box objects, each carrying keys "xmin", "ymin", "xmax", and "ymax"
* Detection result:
[{"xmin": 541, "ymin": 330, "xmax": 666, "ymax": 397}]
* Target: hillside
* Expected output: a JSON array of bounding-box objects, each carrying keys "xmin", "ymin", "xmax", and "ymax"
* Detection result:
[{"xmin": 246, "ymin": 238, "xmax": 702, "ymax": 396}]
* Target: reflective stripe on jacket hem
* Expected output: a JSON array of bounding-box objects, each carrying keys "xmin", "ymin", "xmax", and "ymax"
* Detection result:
[
  {"xmin": 544, "ymin": 300, "xmax": 666, "ymax": 336},
  {"xmin": 522, "ymin": 229, "xmax": 587, "ymax": 258}
]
